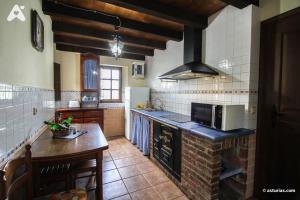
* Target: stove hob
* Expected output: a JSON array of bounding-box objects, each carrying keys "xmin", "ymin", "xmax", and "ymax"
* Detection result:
[{"xmin": 160, "ymin": 114, "xmax": 191, "ymax": 123}]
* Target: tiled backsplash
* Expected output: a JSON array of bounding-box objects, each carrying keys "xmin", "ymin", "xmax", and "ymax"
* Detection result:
[
  {"xmin": 151, "ymin": 79, "xmax": 258, "ymax": 114},
  {"xmin": 55, "ymin": 91, "xmax": 81, "ymax": 108},
  {"xmin": 55, "ymin": 91, "xmax": 124, "ymax": 108},
  {"xmin": 147, "ymin": 5, "xmax": 260, "ymax": 129},
  {"xmin": 98, "ymin": 103, "xmax": 125, "ymax": 108},
  {"xmin": 0, "ymin": 84, "xmax": 55, "ymax": 162},
  {"xmin": 150, "ymin": 78, "xmax": 258, "ymax": 129}
]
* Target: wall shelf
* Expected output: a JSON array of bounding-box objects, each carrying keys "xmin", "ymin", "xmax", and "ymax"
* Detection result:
[{"xmin": 220, "ymin": 161, "xmax": 242, "ymax": 181}]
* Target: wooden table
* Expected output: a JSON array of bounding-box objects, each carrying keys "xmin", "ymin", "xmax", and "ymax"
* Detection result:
[{"xmin": 31, "ymin": 123, "xmax": 108, "ymax": 199}]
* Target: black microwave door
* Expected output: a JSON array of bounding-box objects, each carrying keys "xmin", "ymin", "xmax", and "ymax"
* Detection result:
[
  {"xmin": 191, "ymin": 103, "xmax": 213, "ymax": 126},
  {"xmin": 214, "ymin": 105, "xmax": 223, "ymax": 129}
]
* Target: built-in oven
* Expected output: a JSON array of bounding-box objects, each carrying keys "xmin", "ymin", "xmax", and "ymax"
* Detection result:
[
  {"xmin": 153, "ymin": 120, "xmax": 181, "ymax": 181},
  {"xmin": 191, "ymin": 103, "xmax": 245, "ymax": 131}
]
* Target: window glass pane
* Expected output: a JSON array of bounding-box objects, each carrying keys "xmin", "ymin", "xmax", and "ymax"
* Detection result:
[
  {"xmin": 100, "ymin": 66, "xmax": 122, "ymax": 101},
  {"xmin": 112, "ymin": 69, "xmax": 120, "ymax": 79},
  {"xmin": 101, "ymin": 80, "xmax": 111, "ymax": 89},
  {"xmin": 84, "ymin": 60, "xmax": 97, "ymax": 90},
  {"xmin": 112, "ymin": 80, "xmax": 119, "ymax": 89},
  {"xmin": 112, "ymin": 90, "xmax": 119, "ymax": 100},
  {"xmin": 101, "ymin": 90, "xmax": 111, "ymax": 100},
  {"xmin": 101, "ymin": 68, "xmax": 111, "ymax": 79}
]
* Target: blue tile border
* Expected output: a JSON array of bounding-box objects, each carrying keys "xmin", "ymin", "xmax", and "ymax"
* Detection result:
[{"xmin": 151, "ymin": 89, "xmax": 258, "ymax": 95}]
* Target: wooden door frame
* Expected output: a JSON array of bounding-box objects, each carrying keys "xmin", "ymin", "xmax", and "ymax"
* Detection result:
[
  {"xmin": 54, "ymin": 62, "xmax": 61, "ymax": 101},
  {"xmin": 254, "ymin": 6, "xmax": 300, "ymax": 198}
]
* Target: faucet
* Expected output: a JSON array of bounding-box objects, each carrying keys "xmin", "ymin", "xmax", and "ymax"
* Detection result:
[{"xmin": 152, "ymin": 97, "xmax": 165, "ymax": 111}]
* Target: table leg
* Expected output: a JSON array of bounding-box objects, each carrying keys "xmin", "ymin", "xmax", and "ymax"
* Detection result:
[
  {"xmin": 96, "ymin": 151, "xmax": 103, "ymax": 200},
  {"xmin": 33, "ymin": 163, "xmax": 41, "ymax": 197}
]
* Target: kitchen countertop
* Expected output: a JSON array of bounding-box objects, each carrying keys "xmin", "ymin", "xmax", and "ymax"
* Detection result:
[
  {"xmin": 56, "ymin": 107, "xmax": 107, "ymax": 112},
  {"xmin": 131, "ymin": 109, "xmax": 254, "ymax": 141}
]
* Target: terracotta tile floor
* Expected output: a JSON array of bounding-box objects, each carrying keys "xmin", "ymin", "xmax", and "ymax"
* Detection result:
[{"xmin": 102, "ymin": 137, "xmax": 188, "ymax": 200}]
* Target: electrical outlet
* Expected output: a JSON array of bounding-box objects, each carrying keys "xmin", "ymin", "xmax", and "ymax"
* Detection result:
[{"xmin": 33, "ymin": 107, "xmax": 38, "ymax": 116}]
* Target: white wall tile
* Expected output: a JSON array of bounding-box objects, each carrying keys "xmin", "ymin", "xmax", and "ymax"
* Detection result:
[
  {"xmin": 145, "ymin": 5, "xmax": 260, "ymax": 130},
  {"xmin": 0, "ymin": 83, "xmax": 55, "ymax": 162}
]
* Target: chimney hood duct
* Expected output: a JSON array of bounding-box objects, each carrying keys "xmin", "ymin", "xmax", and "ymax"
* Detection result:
[{"xmin": 159, "ymin": 26, "xmax": 218, "ymax": 80}]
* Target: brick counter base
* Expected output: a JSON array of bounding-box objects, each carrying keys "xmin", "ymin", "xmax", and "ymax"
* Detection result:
[{"xmin": 149, "ymin": 121, "xmax": 255, "ymax": 200}]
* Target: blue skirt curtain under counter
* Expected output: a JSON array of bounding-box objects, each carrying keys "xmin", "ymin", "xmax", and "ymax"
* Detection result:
[
  {"xmin": 131, "ymin": 114, "xmax": 141, "ymax": 145},
  {"xmin": 131, "ymin": 113, "xmax": 150, "ymax": 155},
  {"xmin": 142, "ymin": 117, "xmax": 150, "ymax": 155}
]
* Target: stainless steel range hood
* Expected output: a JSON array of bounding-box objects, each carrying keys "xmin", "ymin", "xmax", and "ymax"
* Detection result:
[{"xmin": 159, "ymin": 27, "xmax": 218, "ymax": 80}]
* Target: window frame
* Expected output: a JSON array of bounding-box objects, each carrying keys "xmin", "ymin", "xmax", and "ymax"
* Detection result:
[{"xmin": 100, "ymin": 65, "xmax": 122, "ymax": 103}]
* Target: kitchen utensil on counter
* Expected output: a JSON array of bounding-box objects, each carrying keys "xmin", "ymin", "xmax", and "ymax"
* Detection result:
[{"xmin": 69, "ymin": 101, "xmax": 80, "ymax": 108}]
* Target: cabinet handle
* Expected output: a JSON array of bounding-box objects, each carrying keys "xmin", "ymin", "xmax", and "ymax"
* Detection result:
[{"xmin": 272, "ymin": 105, "xmax": 283, "ymax": 128}]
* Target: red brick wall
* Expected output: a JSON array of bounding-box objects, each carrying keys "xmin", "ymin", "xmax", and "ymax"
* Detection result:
[
  {"xmin": 149, "ymin": 120, "xmax": 255, "ymax": 200},
  {"xmin": 181, "ymin": 131, "xmax": 222, "ymax": 200}
]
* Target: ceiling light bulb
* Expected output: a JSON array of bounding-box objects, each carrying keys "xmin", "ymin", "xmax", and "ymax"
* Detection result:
[
  {"xmin": 110, "ymin": 35, "xmax": 124, "ymax": 59},
  {"xmin": 111, "ymin": 45, "xmax": 122, "ymax": 55}
]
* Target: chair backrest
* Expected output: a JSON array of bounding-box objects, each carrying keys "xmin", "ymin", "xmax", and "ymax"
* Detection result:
[{"xmin": 0, "ymin": 145, "xmax": 32, "ymax": 200}]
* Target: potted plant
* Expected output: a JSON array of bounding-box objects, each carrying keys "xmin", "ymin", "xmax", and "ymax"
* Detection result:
[{"xmin": 44, "ymin": 116, "xmax": 74, "ymax": 137}]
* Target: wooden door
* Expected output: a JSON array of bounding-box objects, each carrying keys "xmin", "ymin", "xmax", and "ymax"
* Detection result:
[
  {"xmin": 54, "ymin": 63, "xmax": 61, "ymax": 101},
  {"xmin": 255, "ymin": 8, "xmax": 300, "ymax": 200}
]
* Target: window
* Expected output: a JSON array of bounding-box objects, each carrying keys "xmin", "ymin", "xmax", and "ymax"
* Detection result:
[{"xmin": 100, "ymin": 66, "xmax": 122, "ymax": 102}]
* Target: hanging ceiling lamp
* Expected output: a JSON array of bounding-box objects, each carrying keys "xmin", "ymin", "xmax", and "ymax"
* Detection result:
[
  {"xmin": 110, "ymin": 19, "xmax": 123, "ymax": 59},
  {"xmin": 109, "ymin": 32, "xmax": 124, "ymax": 59}
]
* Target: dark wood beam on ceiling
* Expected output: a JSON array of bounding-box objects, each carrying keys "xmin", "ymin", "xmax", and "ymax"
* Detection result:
[
  {"xmin": 52, "ymin": 21, "xmax": 166, "ymax": 50},
  {"xmin": 42, "ymin": 0, "xmax": 182, "ymax": 41},
  {"xmin": 54, "ymin": 34, "xmax": 154, "ymax": 56},
  {"xmin": 97, "ymin": 0, "xmax": 208, "ymax": 28},
  {"xmin": 56, "ymin": 44, "xmax": 146, "ymax": 61},
  {"xmin": 220, "ymin": 0, "xmax": 259, "ymax": 9}
]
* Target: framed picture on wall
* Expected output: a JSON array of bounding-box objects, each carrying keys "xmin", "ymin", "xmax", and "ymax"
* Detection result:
[{"xmin": 31, "ymin": 10, "xmax": 44, "ymax": 52}]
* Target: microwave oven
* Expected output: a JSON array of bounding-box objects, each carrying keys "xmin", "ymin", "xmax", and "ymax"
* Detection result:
[{"xmin": 191, "ymin": 103, "xmax": 245, "ymax": 131}]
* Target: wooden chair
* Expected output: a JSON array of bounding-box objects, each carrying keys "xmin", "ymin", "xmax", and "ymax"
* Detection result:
[
  {"xmin": 37, "ymin": 161, "xmax": 72, "ymax": 195},
  {"xmin": 0, "ymin": 145, "xmax": 32, "ymax": 200},
  {"xmin": 71, "ymin": 159, "xmax": 97, "ymax": 190},
  {"xmin": 0, "ymin": 145, "xmax": 88, "ymax": 200}
]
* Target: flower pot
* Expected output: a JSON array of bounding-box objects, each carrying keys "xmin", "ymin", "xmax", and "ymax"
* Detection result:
[{"xmin": 51, "ymin": 129, "xmax": 71, "ymax": 137}]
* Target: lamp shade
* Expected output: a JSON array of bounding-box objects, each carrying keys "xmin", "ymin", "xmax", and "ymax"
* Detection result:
[{"xmin": 109, "ymin": 35, "xmax": 124, "ymax": 58}]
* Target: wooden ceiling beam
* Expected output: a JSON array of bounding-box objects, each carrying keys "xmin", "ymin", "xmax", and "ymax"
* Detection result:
[
  {"xmin": 97, "ymin": 0, "xmax": 208, "ymax": 28},
  {"xmin": 54, "ymin": 34, "xmax": 154, "ymax": 56},
  {"xmin": 52, "ymin": 21, "xmax": 166, "ymax": 50},
  {"xmin": 56, "ymin": 44, "xmax": 145, "ymax": 61},
  {"xmin": 42, "ymin": 0, "xmax": 182, "ymax": 41},
  {"xmin": 220, "ymin": 0, "xmax": 259, "ymax": 9}
]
